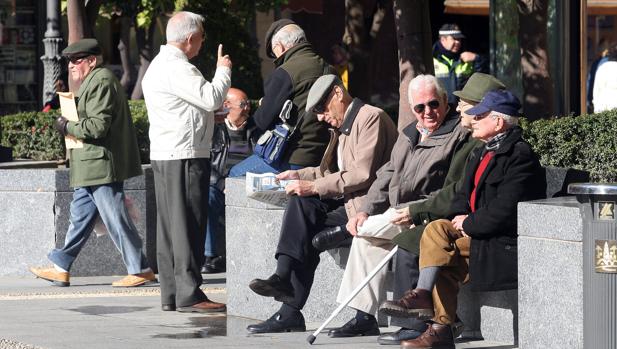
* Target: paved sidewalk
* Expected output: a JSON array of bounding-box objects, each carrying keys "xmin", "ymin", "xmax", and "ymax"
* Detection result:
[{"xmin": 0, "ymin": 274, "xmax": 516, "ymax": 349}]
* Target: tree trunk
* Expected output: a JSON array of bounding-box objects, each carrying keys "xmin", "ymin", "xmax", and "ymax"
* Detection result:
[
  {"xmin": 517, "ymin": 0, "xmax": 554, "ymax": 120},
  {"xmin": 117, "ymin": 15, "xmax": 135, "ymax": 92},
  {"xmin": 393, "ymin": 0, "xmax": 434, "ymax": 131},
  {"xmin": 131, "ymin": 20, "xmax": 156, "ymax": 100}
]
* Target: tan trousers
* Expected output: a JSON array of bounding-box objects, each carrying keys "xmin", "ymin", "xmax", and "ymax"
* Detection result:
[
  {"xmin": 419, "ymin": 219, "xmax": 470, "ymax": 325},
  {"xmin": 336, "ymin": 235, "xmax": 394, "ymax": 315}
]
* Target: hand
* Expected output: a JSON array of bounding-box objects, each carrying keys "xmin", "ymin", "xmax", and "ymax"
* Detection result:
[
  {"xmin": 217, "ymin": 44, "xmax": 232, "ymax": 69},
  {"xmin": 284, "ymin": 180, "xmax": 316, "ymax": 196},
  {"xmin": 346, "ymin": 212, "xmax": 369, "ymax": 236},
  {"xmin": 276, "ymin": 170, "xmax": 299, "ymax": 180},
  {"xmin": 451, "ymin": 214, "xmax": 468, "ymax": 232},
  {"xmin": 460, "ymin": 51, "xmax": 477, "ymax": 63},
  {"xmin": 390, "ymin": 207, "xmax": 412, "ymax": 226},
  {"xmin": 53, "ymin": 116, "xmax": 69, "ymax": 136}
]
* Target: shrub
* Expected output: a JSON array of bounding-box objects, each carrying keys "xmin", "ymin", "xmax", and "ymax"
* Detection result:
[{"xmin": 2, "ymin": 103, "xmax": 617, "ymax": 182}]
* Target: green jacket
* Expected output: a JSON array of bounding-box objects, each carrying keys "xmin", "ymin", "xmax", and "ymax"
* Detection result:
[
  {"xmin": 392, "ymin": 131, "xmax": 482, "ymax": 254},
  {"xmin": 66, "ymin": 67, "xmax": 142, "ymax": 187}
]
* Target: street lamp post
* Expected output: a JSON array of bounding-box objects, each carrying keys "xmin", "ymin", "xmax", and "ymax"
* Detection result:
[{"xmin": 41, "ymin": 0, "xmax": 64, "ymax": 106}]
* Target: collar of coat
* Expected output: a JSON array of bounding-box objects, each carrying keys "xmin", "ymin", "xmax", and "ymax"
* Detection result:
[
  {"xmin": 274, "ymin": 42, "xmax": 314, "ymax": 67},
  {"xmin": 482, "ymin": 125, "xmax": 524, "ymax": 156},
  {"xmin": 402, "ymin": 106, "xmax": 459, "ymax": 144},
  {"xmin": 338, "ymin": 98, "xmax": 365, "ymax": 135}
]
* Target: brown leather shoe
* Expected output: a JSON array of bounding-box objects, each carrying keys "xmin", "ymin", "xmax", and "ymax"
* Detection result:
[
  {"xmin": 400, "ymin": 323, "xmax": 454, "ymax": 349},
  {"xmin": 29, "ymin": 266, "xmax": 70, "ymax": 287},
  {"xmin": 111, "ymin": 270, "xmax": 156, "ymax": 287},
  {"xmin": 379, "ymin": 288, "xmax": 434, "ymax": 319},
  {"xmin": 177, "ymin": 299, "xmax": 226, "ymax": 313}
]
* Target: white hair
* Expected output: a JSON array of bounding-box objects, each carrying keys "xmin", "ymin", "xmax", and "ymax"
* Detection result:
[
  {"xmin": 166, "ymin": 12, "xmax": 205, "ymax": 43},
  {"xmin": 407, "ymin": 74, "xmax": 447, "ymax": 105},
  {"xmin": 490, "ymin": 110, "xmax": 519, "ymax": 126},
  {"xmin": 271, "ymin": 24, "xmax": 306, "ymax": 50}
]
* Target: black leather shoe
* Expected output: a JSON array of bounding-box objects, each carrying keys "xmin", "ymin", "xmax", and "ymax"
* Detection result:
[
  {"xmin": 246, "ymin": 311, "xmax": 306, "ymax": 334},
  {"xmin": 312, "ymin": 226, "xmax": 352, "ymax": 251},
  {"xmin": 377, "ymin": 328, "xmax": 423, "ymax": 345},
  {"xmin": 201, "ymin": 256, "xmax": 225, "ymax": 274},
  {"xmin": 328, "ymin": 317, "xmax": 380, "ymax": 338},
  {"xmin": 161, "ymin": 304, "xmax": 176, "ymax": 311},
  {"xmin": 249, "ymin": 274, "xmax": 294, "ymax": 304}
]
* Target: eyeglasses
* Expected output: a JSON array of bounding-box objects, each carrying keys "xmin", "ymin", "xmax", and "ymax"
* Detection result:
[
  {"xmin": 231, "ymin": 100, "xmax": 250, "ymax": 109},
  {"xmin": 67, "ymin": 56, "xmax": 89, "ymax": 64},
  {"xmin": 413, "ymin": 99, "xmax": 440, "ymax": 114},
  {"xmin": 312, "ymin": 89, "xmax": 335, "ymax": 114}
]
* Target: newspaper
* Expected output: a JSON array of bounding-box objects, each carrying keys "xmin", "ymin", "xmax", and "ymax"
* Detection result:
[
  {"xmin": 357, "ymin": 207, "xmax": 403, "ymax": 240},
  {"xmin": 245, "ymin": 172, "xmax": 293, "ymax": 206},
  {"xmin": 58, "ymin": 92, "xmax": 83, "ymax": 149}
]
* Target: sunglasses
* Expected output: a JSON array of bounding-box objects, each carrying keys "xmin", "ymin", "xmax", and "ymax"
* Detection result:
[
  {"xmin": 413, "ymin": 99, "xmax": 440, "ymax": 114},
  {"xmin": 67, "ymin": 55, "xmax": 90, "ymax": 64}
]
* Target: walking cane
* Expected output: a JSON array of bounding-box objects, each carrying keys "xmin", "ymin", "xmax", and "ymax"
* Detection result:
[{"xmin": 307, "ymin": 245, "xmax": 399, "ymax": 345}]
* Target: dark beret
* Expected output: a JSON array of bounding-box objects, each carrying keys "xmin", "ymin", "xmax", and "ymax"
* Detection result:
[
  {"xmin": 62, "ymin": 38, "xmax": 101, "ymax": 57},
  {"xmin": 264, "ymin": 19, "xmax": 296, "ymax": 59}
]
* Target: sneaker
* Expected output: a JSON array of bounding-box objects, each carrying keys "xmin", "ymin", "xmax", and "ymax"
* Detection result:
[
  {"xmin": 29, "ymin": 266, "xmax": 70, "ymax": 287},
  {"xmin": 111, "ymin": 270, "xmax": 156, "ymax": 287}
]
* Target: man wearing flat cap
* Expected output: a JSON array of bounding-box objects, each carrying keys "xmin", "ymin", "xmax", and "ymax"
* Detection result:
[
  {"xmin": 379, "ymin": 89, "xmax": 545, "ymax": 348},
  {"xmin": 433, "ymin": 23, "xmax": 487, "ymax": 105},
  {"xmin": 246, "ymin": 74, "xmax": 397, "ymax": 334},
  {"xmin": 229, "ymin": 19, "xmax": 334, "ymax": 176},
  {"xmin": 30, "ymin": 38, "xmax": 155, "ymax": 288},
  {"xmin": 375, "ymin": 72, "xmax": 506, "ymax": 345}
]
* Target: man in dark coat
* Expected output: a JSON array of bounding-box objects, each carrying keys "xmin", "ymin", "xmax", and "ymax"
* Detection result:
[
  {"xmin": 376, "ymin": 73, "xmax": 506, "ymax": 345},
  {"xmin": 379, "ymin": 90, "xmax": 545, "ymax": 349},
  {"xmin": 229, "ymin": 19, "xmax": 333, "ymax": 176}
]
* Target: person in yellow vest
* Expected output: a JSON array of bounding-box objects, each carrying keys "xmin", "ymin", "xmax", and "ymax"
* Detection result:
[{"xmin": 433, "ymin": 24, "xmax": 487, "ymax": 105}]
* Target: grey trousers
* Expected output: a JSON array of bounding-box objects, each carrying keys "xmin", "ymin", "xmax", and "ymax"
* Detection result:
[{"xmin": 152, "ymin": 159, "xmax": 210, "ymax": 307}]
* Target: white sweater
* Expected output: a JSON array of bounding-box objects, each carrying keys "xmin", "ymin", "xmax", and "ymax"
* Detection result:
[
  {"xmin": 593, "ymin": 61, "xmax": 617, "ymax": 113},
  {"xmin": 143, "ymin": 45, "xmax": 231, "ymax": 160}
]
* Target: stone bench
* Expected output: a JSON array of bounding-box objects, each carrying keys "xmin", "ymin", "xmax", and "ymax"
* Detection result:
[{"xmin": 0, "ymin": 166, "xmax": 157, "ymax": 277}]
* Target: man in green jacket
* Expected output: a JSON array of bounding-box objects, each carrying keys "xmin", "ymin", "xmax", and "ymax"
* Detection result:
[
  {"xmin": 30, "ymin": 38, "xmax": 154, "ymax": 288},
  {"xmin": 376, "ymin": 73, "xmax": 505, "ymax": 345}
]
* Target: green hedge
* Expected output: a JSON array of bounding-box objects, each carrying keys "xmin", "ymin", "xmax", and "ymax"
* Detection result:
[{"xmin": 2, "ymin": 101, "xmax": 617, "ymax": 182}]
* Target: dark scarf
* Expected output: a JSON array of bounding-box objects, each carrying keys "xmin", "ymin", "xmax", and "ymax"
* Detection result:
[
  {"xmin": 434, "ymin": 41, "xmax": 460, "ymax": 61},
  {"xmin": 484, "ymin": 127, "xmax": 513, "ymax": 152}
]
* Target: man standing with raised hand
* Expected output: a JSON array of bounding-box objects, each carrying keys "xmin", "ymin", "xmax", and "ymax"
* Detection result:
[{"xmin": 142, "ymin": 11, "xmax": 231, "ymax": 313}]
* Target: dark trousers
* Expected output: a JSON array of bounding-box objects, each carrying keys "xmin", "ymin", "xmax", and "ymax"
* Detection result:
[
  {"xmin": 275, "ymin": 195, "xmax": 348, "ymax": 310},
  {"xmin": 152, "ymin": 159, "xmax": 210, "ymax": 307},
  {"xmin": 390, "ymin": 247, "xmax": 428, "ymax": 332}
]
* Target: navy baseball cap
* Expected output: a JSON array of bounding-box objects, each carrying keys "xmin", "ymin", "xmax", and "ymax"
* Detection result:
[{"xmin": 466, "ymin": 90, "xmax": 521, "ymax": 116}]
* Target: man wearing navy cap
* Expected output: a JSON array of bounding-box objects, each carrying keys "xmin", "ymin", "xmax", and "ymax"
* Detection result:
[
  {"xmin": 30, "ymin": 38, "xmax": 154, "ymax": 288},
  {"xmin": 433, "ymin": 23, "xmax": 487, "ymax": 105},
  {"xmin": 379, "ymin": 90, "xmax": 545, "ymax": 348}
]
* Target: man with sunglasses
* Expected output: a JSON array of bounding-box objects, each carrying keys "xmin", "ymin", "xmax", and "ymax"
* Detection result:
[
  {"xmin": 329, "ymin": 74, "xmax": 468, "ymax": 338},
  {"xmin": 246, "ymin": 74, "xmax": 397, "ymax": 334},
  {"xmin": 30, "ymin": 38, "xmax": 155, "ymax": 288},
  {"xmin": 203, "ymin": 88, "xmax": 259, "ymax": 274}
]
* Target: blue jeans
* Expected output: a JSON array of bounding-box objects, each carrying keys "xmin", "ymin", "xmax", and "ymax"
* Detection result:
[
  {"xmin": 48, "ymin": 183, "xmax": 148, "ymax": 275},
  {"xmin": 205, "ymin": 185, "xmax": 225, "ymax": 257},
  {"xmin": 228, "ymin": 154, "xmax": 303, "ymax": 177}
]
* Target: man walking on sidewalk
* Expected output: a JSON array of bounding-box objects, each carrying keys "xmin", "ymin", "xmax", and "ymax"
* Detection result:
[{"xmin": 30, "ymin": 38, "xmax": 154, "ymax": 288}]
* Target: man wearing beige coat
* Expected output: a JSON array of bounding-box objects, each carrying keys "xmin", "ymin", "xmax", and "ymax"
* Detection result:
[{"xmin": 247, "ymin": 74, "xmax": 398, "ymax": 334}]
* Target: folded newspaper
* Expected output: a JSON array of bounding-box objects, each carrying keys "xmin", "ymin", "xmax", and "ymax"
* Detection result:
[
  {"xmin": 245, "ymin": 172, "xmax": 294, "ymax": 206},
  {"xmin": 357, "ymin": 207, "xmax": 403, "ymax": 240}
]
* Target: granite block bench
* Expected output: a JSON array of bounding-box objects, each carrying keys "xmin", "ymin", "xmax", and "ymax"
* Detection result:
[
  {"xmin": 0, "ymin": 165, "xmax": 157, "ymax": 277},
  {"xmin": 225, "ymin": 166, "xmax": 588, "ymax": 341}
]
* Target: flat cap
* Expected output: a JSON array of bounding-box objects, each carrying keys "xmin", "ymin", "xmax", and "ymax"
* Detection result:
[
  {"xmin": 453, "ymin": 73, "xmax": 506, "ymax": 103},
  {"xmin": 306, "ymin": 74, "xmax": 342, "ymax": 113},
  {"xmin": 265, "ymin": 19, "xmax": 296, "ymax": 59},
  {"xmin": 62, "ymin": 38, "xmax": 101, "ymax": 57}
]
